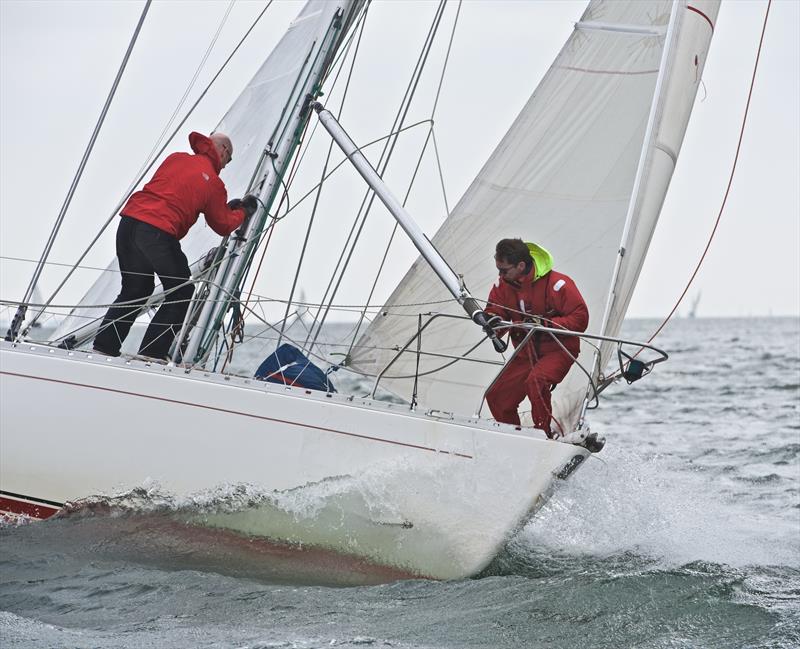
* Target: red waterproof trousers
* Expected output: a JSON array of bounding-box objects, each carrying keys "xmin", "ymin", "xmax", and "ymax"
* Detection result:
[{"xmin": 486, "ymin": 346, "xmax": 575, "ymax": 433}]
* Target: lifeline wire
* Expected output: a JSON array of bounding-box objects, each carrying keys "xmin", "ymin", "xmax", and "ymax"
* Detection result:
[{"xmin": 0, "ymin": 255, "xmax": 456, "ymax": 311}]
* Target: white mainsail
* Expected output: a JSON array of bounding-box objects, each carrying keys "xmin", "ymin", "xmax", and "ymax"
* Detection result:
[{"xmin": 348, "ymin": 0, "xmax": 719, "ymax": 430}]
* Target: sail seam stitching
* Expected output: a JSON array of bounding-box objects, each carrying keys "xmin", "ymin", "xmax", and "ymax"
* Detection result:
[
  {"xmin": 559, "ymin": 65, "xmax": 658, "ymax": 76},
  {"xmin": 576, "ymin": 21, "xmax": 666, "ymax": 36}
]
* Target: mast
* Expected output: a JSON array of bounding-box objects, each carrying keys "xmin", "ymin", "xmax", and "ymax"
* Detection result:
[{"xmin": 179, "ymin": 2, "xmax": 364, "ymax": 366}]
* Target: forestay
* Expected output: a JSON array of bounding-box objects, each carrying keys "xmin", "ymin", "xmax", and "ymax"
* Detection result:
[
  {"xmin": 53, "ymin": 0, "xmax": 362, "ymax": 350},
  {"xmin": 348, "ymin": 0, "xmax": 719, "ymax": 431}
]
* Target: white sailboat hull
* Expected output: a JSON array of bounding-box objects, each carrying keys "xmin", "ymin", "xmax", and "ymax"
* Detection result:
[{"xmin": 0, "ymin": 341, "xmax": 588, "ymax": 579}]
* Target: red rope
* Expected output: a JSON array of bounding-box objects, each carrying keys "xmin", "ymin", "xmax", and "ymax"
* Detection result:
[{"xmin": 645, "ymin": 0, "xmax": 772, "ymax": 345}]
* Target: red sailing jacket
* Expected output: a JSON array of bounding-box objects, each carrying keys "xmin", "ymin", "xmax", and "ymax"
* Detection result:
[
  {"xmin": 121, "ymin": 132, "xmax": 244, "ymax": 240},
  {"xmin": 486, "ymin": 266, "xmax": 589, "ymax": 357}
]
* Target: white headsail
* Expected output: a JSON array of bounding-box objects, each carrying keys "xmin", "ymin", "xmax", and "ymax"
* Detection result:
[{"xmin": 348, "ymin": 0, "xmax": 720, "ymax": 430}]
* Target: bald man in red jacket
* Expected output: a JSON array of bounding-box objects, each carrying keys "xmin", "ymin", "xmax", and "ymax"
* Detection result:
[{"xmin": 93, "ymin": 132, "xmax": 255, "ymax": 360}]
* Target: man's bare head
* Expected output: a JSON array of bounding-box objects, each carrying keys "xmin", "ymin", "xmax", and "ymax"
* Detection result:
[{"xmin": 210, "ymin": 132, "xmax": 233, "ymax": 169}]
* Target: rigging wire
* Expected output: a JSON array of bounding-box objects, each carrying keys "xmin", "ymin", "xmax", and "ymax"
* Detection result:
[
  {"xmin": 199, "ymin": 6, "xmax": 375, "ymax": 369},
  {"xmin": 306, "ymin": 0, "xmax": 450, "ymax": 354},
  {"xmin": 430, "ymin": 0, "xmax": 462, "ymax": 119},
  {"xmin": 265, "ymin": 119, "xmax": 434, "ymax": 223},
  {"xmin": 10, "ymin": 0, "xmax": 153, "ymax": 341},
  {"xmin": 220, "ymin": 3, "xmax": 371, "ymax": 369},
  {"xmin": 0, "ymin": 255, "xmax": 457, "ymax": 310},
  {"xmin": 281, "ymin": 2, "xmax": 372, "ymax": 183},
  {"xmin": 430, "ymin": 130, "xmax": 451, "ymax": 217},
  {"xmin": 309, "ymin": 1, "xmax": 450, "ymax": 352},
  {"xmin": 123, "ymin": 1, "xmax": 236, "ymax": 203},
  {"xmin": 344, "ymin": 0, "xmax": 463, "ymax": 359},
  {"xmin": 278, "ymin": 2, "xmax": 372, "ymax": 346},
  {"xmin": 26, "ymin": 0, "xmax": 275, "ymax": 335},
  {"xmin": 641, "ymin": 0, "xmax": 772, "ymax": 349},
  {"xmin": 299, "ymin": 6, "xmax": 445, "ymax": 352}
]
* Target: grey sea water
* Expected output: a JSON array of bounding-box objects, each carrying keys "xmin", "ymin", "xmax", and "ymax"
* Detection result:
[{"xmin": 1, "ymin": 317, "xmax": 798, "ymax": 648}]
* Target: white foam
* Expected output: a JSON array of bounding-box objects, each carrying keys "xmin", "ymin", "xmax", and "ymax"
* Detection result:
[{"xmin": 516, "ymin": 447, "xmax": 800, "ymax": 569}]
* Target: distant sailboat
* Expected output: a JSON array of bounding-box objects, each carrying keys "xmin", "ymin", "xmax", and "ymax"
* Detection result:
[{"xmin": 688, "ymin": 292, "xmax": 702, "ymax": 318}]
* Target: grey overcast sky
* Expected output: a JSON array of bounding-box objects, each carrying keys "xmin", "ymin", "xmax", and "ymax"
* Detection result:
[{"xmin": 1, "ymin": 0, "xmax": 798, "ymax": 319}]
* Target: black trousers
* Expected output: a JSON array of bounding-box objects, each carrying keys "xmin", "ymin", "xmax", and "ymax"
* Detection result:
[{"xmin": 93, "ymin": 216, "xmax": 195, "ymax": 359}]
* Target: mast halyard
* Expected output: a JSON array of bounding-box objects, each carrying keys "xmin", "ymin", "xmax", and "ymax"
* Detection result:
[
  {"xmin": 178, "ymin": 3, "xmax": 364, "ymax": 367},
  {"xmin": 312, "ymin": 103, "xmax": 507, "ymax": 353}
]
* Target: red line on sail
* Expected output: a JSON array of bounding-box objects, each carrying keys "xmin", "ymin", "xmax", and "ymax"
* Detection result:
[
  {"xmin": 687, "ymin": 5, "xmax": 714, "ymax": 32},
  {"xmin": 1, "ymin": 371, "xmax": 474, "ymax": 459}
]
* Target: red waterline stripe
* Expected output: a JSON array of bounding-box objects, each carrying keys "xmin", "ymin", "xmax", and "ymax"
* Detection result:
[
  {"xmin": 688, "ymin": 5, "xmax": 714, "ymax": 32},
  {"xmin": 0, "ymin": 489, "xmax": 63, "ymax": 507},
  {"xmin": 0, "ymin": 371, "xmax": 474, "ymax": 459},
  {"xmin": 0, "ymin": 495, "xmax": 60, "ymax": 519}
]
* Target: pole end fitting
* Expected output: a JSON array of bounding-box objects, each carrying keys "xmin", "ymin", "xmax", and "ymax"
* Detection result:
[{"xmin": 471, "ymin": 308, "xmax": 508, "ymax": 354}]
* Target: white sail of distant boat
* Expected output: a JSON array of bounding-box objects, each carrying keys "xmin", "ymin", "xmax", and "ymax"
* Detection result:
[
  {"xmin": 0, "ymin": 0, "xmax": 720, "ymax": 579},
  {"xmin": 688, "ymin": 292, "xmax": 702, "ymax": 317}
]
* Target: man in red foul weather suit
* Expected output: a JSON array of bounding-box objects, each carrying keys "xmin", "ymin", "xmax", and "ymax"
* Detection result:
[
  {"xmin": 93, "ymin": 131, "xmax": 257, "ymax": 360},
  {"xmin": 485, "ymin": 238, "xmax": 588, "ymax": 437}
]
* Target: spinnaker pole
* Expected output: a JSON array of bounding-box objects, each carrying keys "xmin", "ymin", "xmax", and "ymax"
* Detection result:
[{"xmin": 313, "ymin": 103, "xmax": 506, "ymax": 353}]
